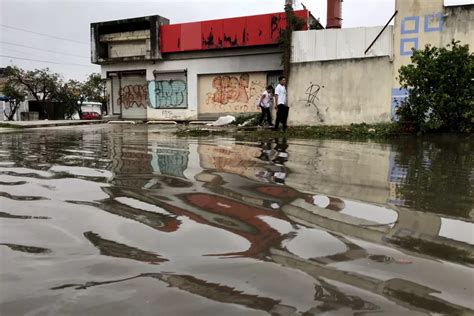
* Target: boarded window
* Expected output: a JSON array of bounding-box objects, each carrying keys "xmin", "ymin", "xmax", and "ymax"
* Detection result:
[
  {"xmin": 267, "ymin": 71, "xmax": 283, "ymax": 90},
  {"xmin": 108, "ymin": 70, "xmax": 147, "ymax": 119},
  {"xmin": 149, "ymin": 71, "xmax": 187, "ymax": 109},
  {"xmin": 198, "ymin": 72, "xmax": 265, "ymax": 119}
]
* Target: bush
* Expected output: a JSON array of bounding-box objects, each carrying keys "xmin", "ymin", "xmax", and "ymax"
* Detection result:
[{"xmin": 397, "ymin": 40, "xmax": 474, "ymax": 133}]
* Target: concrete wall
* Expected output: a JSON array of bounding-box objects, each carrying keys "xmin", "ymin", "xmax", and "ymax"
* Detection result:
[
  {"xmin": 101, "ymin": 51, "xmax": 282, "ymax": 120},
  {"xmin": 288, "ymin": 57, "xmax": 392, "ymax": 125},
  {"xmin": 288, "ymin": 26, "xmax": 394, "ymax": 126},
  {"xmin": 101, "ymin": 30, "xmax": 151, "ymax": 59}
]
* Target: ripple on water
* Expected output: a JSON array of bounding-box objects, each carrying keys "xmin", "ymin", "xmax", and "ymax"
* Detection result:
[{"xmin": 0, "ymin": 126, "xmax": 473, "ymax": 315}]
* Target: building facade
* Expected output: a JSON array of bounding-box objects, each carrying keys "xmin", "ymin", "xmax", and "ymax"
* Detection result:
[
  {"xmin": 92, "ymin": 10, "xmax": 314, "ymax": 121},
  {"xmin": 93, "ymin": 0, "xmax": 473, "ymax": 125}
]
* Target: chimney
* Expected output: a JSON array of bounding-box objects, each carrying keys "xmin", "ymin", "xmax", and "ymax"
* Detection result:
[{"xmin": 327, "ymin": 0, "xmax": 342, "ymax": 29}]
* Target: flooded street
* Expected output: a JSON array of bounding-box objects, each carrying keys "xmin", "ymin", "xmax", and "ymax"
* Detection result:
[{"xmin": 0, "ymin": 124, "xmax": 473, "ymax": 315}]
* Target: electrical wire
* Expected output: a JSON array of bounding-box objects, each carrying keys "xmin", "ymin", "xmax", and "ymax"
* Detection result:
[
  {"xmin": 0, "ymin": 41, "xmax": 89, "ymax": 59},
  {"xmin": 0, "ymin": 24, "xmax": 89, "ymax": 45},
  {"xmin": 0, "ymin": 54, "xmax": 98, "ymax": 68}
]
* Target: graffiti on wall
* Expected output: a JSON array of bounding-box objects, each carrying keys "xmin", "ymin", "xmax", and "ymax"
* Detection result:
[
  {"xmin": 303, "ymin": 82, "xmax": 326, "ymax": 122},
  {"xmin": 208, "ymin": 74, "xmax": 250, "ymax": 105},
  {"xmin": 118, "ymin": 85, "xmax": 147, "ymax": 109},
  {"xmin": 156, "ymin": 80, "xmax": 187, "ymax": 108},
  {"xmin": 198, "ymin": 144, "xmax": 261, "ymax": 179},
  {"xmin": 200, "ymin": 73, "xmax": 266, "ymax": 113},
  {"xmin": 148, "ymin": 79, "xmax": 187, "ymax": 109}
]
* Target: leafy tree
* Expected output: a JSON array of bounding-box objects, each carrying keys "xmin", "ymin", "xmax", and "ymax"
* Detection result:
[
  {"xmin": 5, "ymin": 66, "xmax": 61, "ymax": 119},
  {"xmin": 5, "ymin": 66, "xmax": 105, "ymax": 120},
  {"xmin": 397, "ymin": 40, "xmax": 474, "ymax": 133},
  {"xmin": 82, "ymin": 73, "xmax": 106, "ymax": 113},
  {"xmin": 2, "ymin": 80, "xmax": 27, "ymax": 121},
  {"xmin": 54, "ymin": 79, "xmax": 83, "ymax": 119},
  {"xmin": 54, "ymin": 74, "xmax": 106, "ymax": 119}
]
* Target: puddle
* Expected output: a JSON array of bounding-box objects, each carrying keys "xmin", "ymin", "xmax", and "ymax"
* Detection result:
[{"xmin": 0, "ymin": 125, "xmax": 473, "ymax": 315}]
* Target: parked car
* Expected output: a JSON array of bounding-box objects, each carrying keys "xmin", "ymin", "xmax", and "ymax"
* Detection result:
[{"xmin": 80, "ymin": 112, "xmax": 101, "ymax": 120}]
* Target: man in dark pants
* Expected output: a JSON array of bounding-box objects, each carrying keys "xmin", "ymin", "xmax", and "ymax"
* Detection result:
[{"xmin": 273, "ymin": 76, "xmax": 288, "ymax": 131}]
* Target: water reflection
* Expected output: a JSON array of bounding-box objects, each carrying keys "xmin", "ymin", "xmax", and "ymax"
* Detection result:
[
  {"xmin": 0, "ymin": 211, "xmax": 49, "ymax": 219},
  {"xmin": 0, "ymin": 125, "xmax": 473, "ymax": 315},
  {"xmin": 84, "ymin": 231, "xmax": 168, "ymax": 264},
  {"xmin": 389, "ymin": 136, "xmax": 474, "ymax": 219},
  {"xmin": 0, "ymin": 243, "xmax": 51, "ymax": 254}
]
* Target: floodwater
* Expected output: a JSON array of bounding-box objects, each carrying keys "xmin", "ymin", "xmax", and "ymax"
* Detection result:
[{"xmin": 0, "ymin": 124, "xmax": 473, "ymax": 315}]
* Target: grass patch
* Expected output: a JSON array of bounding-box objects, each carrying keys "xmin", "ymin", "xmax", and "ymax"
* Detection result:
[
  {"xmin": 176, "ymin": 123, "xmax": 404, "ymax": 140},
  {"xmin": 0, "ymin": 123, "xmax": 24, "ymax": 129},
  {"xmin": 175, "ymin": 127, "xmax": 232, "ymax": 137}
]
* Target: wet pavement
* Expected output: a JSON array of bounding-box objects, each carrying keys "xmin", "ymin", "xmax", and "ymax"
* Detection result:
[
  {"xmin": 1, "ymin": 119, "xmax": 107, "ymax": 128},
  {"xmin": 0, "ymin": 124, "xmax": 473, "ymax": 315}
]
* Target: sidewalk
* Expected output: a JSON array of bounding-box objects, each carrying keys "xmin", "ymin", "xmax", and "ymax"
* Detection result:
[{"xmin": 0, "ymin": 119, "xmax": 107, "ymax": 129}]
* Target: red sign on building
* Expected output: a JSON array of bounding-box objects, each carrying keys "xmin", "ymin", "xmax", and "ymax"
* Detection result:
[{"xmin": 160, "ymin": 10, "xmax": 309, "ymax": 53}]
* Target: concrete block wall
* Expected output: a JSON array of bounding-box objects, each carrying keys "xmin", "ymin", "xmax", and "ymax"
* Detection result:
[{"xmin": 288, "ymin": 57, "xmax": 393, "ymax": 126}]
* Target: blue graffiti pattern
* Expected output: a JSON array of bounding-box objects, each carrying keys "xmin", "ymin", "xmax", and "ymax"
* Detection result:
[{"xmin": 148, "ymin": 80, "xmax": 187, "ymax": 109}]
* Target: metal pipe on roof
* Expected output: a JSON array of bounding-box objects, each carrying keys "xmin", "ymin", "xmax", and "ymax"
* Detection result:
[{"xmin": 327, "ymin": 0, "xmax": 343, "ymax": 29}]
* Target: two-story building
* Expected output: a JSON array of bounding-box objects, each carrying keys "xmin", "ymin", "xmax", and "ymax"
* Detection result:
[{"xmin": 92, "ymin": 10, "xmax": 320, "ymax": 121}]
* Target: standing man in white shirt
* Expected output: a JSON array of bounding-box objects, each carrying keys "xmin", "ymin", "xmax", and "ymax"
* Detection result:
[{"xmin": 273, "ymin": 76, "xmax": 288, "ymax": 131}]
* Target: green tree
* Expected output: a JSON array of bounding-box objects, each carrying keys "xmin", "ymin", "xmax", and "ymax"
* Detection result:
[
  {"xmin": 397, "ymin": 40, "xmax": 474, "ymax": 133},
  {"xmin": 5, "ymin": 66, "xmax": 106, "ymax": 119},
  {"xmin": 81, "ymin": 73, "xmax": 106, "ymax": 113},
  {"xmin": 54, "ymin": 79, "xmax": 83, "ymax": 119},
  {"xmin": 55, "ymin": 74, "xmax": 106, "ymax": 119},
  {"xmin": 5, "ymin": 66, "xmax": 61, "ymax": 119},
  {"xmin": 2, "ymin": 80, "xmax": 27, "ymax": 121}
]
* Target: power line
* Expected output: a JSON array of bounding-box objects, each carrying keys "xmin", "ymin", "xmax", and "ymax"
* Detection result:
[
  {"xmin": 1, "ymin": 46, "xmax": 75, "ymax": 61},
  {"xmin": 0, "ymin": 24, "xmax": 89, "ymax": 45},
  {"xmin": 0, "ymin": 54, "xmax": 98, "ymax": 68},
  {"xmin": 0, "ymin": 47, "xmax": 38, "ymax": 57},
  {"xmin": 0, "ymin": 41, "xmax": 90, "ymax": 59}
]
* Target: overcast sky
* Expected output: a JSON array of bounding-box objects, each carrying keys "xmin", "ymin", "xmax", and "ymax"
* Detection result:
[{"xmin": 0, "ymin": 0, "xmax": 472, "ymax": 81}]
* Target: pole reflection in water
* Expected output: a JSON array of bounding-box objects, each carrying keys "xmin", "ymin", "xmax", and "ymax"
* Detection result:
[{"xmin": 0, "ymin": 125, "xmax": 472, "ymax": 315}]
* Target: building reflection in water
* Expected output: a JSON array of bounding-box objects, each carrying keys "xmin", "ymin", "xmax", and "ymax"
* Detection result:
[{"xmin": 78, "ymin": 132, "xmax": 474, "ymax": 315}]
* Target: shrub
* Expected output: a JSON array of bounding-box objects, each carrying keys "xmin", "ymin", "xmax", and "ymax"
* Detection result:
[{"xmin": 397, "ymin": 40, "xmax": 474, "ymax": 133}]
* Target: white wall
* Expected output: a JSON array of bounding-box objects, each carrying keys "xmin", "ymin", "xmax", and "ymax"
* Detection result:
[
  {"xmin": 101, "ymin": 52, "xmax": 282, "ymax": 120},
  {"xmin": 288, "ymin": 57, "xmax": 392, "ymax": 126},
  {"xmin": 289, "ymin": 26, "xmax": 394, "ymax": 126},
  {"xmin": 292, "ymin": 26, "xmax": 393, "ymax": 63}
]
